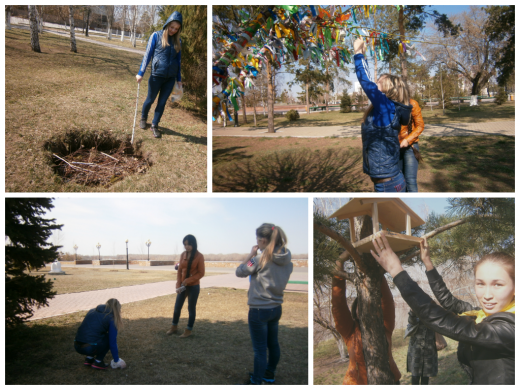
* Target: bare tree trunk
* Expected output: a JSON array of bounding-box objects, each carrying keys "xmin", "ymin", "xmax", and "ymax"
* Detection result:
[
  {"xmin": 355, "ymin": 216, "xmax": 395, "ymax": 384},
  {"xmin": 266, "ymin": 61, "xmax": 275, "ymax": 133},
  {"xmin": 37, "ymin": 6, "xmax": 44, "ymax": 33},
  {"xmin": 106, "ymin": 5, "xmax": 114, "ymax": 40},
  {"xmin": 325, "ymin": 67, "xmax": 330, "ymax": 112},
  {"xmin": 241, "ymin": 94, "xmax": 247, "ymax": 124},
  {"xmin": 69, "ymin": 6, "xmax": 77, "ymax": 53},
  {"xmin": 85, "ymin": 7, "xmax": 90, "ymax": 37},
  {"xmin": 398, "ymin": 8, "xmax": 407, "ymax": 83},
  {"xmin": 252, "ymin": 88, "xmax": 258, "ymax": 127},
  {"xmin": 120, "ymin": 5, "xmax": 126, "ymax": 42},
  {"xmin": 5, "ymin": 6, "xmax": 12, "ymax": 30},
  {"xmin": 28, "ymin": 6, "xmax": 41, "ymax": 53},
  {"xmin": 440, "ymin": 64, "xmax": 445, "ymax": 114}
]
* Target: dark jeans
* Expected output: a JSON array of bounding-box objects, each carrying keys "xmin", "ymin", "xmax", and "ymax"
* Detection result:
[
  {"xmin": 74, "ymin": 334, "xmax": 109, "ymax": 361},
  {"xmin": 172, "ymin": 284, "xmax": 200, "ymax": 330},
  {"xmin": 399, "ymin": 143, "xmax": 419, "ymax": 192},
  {"xmin": 248, "ymin": 306, "xmax": 282, "ymax": 385},
  {"xmin": 411, "ymin": 376, "xmax": 429, "ymax": 385},
  {"xmin": 373, "ymin": 172, "xmax": 407, "ymax": 192},
  {"xmin": 142, "ymin": 75, "xmax": 176, "ymax": 126}
]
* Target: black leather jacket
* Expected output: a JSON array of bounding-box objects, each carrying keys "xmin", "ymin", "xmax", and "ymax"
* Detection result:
[{"xmin": 394, "ymin": 268, "xmax": 514, "ymax": 385}]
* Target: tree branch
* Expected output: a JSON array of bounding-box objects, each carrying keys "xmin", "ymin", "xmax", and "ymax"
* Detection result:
[
  {"xmin": 314, "ymin": 221, "xmax": 366, "ymax": 273},
  {"xmin": 399, "ymin": 218, "xmax": 469, "ymax": 263}
]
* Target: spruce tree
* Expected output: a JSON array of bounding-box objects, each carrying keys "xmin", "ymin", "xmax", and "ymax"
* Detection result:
[
  {"xmin": 5, "ymin": 198, "xmax": 62, "ymax": 326},
  {"xmin": 495, "ymin": 87, "xmax": 508, "ymax": 105}
]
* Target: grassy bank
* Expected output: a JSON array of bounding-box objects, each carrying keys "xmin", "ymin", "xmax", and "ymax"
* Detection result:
[
  {"xmin": 30, "ymin": 267, "xmax": 219, "ymax": 294},
  {"xmin": 314, "ymin": 329, "xmax": 468, "ymax": 385},
  {"xmin": 6, "ymin": 289, "xmax": 308, "ymax": 385},
  {"xmin": 213, "ymin": 135, "xmax": 514, "ymax": 192},
  {"xmin": 5, "ymin": 28, "xmax": 206, "ymax": 192},
  {"xmin": 224, "ymin": 102, "xmax": 515, "ymax": 129}
]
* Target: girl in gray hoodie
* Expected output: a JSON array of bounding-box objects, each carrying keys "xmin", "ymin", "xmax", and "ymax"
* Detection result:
[{"xmin": 236, "ymin": 223, "xmax": 293, "ymax": 385}]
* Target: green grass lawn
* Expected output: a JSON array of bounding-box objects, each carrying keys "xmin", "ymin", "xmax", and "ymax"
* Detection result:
[
  {"xmin": 213, "ymin": 135, "xmax": 514, "ymax": 192},
  {"xmin": 6, "ymin": 289, "xmax": 307, "ymax": 385},
  {"xmin": 5, "ymin": 28, "xmax": 206, "ymax": 192},
  {"xmin": 314, "ymin": 329, "xmax": 468, "ymax": 385},
  {"xmin": 227, "ymin": 102, "xmax": 515, "ymax": 129}
]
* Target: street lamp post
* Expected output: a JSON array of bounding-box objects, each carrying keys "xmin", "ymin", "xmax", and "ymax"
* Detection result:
[
  {"xmin": 125, "ymin": 239, "xmax": 129, "ymax": 270},
  {"xmin": 96, "ymin": 243, "xmax": 101, "ymax": 262},
  {"xmin": 73, "ymin": 244, "xmax": 78, "ymax": 262},
  {"xmin": 146, "ymin": 239, "xmax": 152, "ymax": 262}
]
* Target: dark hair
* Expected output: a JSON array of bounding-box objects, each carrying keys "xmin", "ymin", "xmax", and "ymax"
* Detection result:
[
  {"xmin": 256, "ymin": 223, "xmax": 288, "ymax": 269},
  {"xmin": 183, "ymin": 234, "xmax": 197, "ymax": 277},
  {"xmin": 475, "ymin": 252, "xmax": 515, "ymax": 284}
]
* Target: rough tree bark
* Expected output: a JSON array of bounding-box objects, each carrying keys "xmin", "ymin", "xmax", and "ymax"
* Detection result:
[
  {"xmin": 5, "ymin": 6, "xmax": 12, "ymax": 30},
  {"xmin": 69, "ymin": 6, "xmax": 77, "ymax": 53},
  {"xmin": 266, "ymin": 60, "xmax": 275, "ymax": 133},
  {"xmin": 28, "ymin": 5, "xmax": 41, "ymax": 53}
]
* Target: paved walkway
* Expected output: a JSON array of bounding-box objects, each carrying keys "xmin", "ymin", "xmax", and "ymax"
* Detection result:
[
  {"xmin": 213, "ymin": 120, "xmax": 515, "ymax": 138},
  {"xmin": 29, "ymin": 270, "xmax": 307, "ymax": 321}
]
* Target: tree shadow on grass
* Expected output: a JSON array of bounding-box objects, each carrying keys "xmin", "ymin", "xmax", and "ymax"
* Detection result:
[
  {"xmin": 420, "ymin": 136, "xmax": 514, "ymax": 192},
  {"xmin": 6, "ymin": 315, "xmax": 307, "ymax": 385},
  {"xmin": 159, "ymin": 127, "xmax": 207, "ymax": 146},
  {"xmin": 213, "ymin": 148, "xmax": 364, "ymax": 192},
  {"xmin": 213, "ymin": 146, "xmax": 252, "ymax": 164}
]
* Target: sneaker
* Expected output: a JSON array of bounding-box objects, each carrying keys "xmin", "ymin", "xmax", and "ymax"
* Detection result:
[
  {"xmin": 84, "ymin": 357, "xmax": 95, "ymax": 366},
  {"xmin": 91, "ymin": 360, "xmax": 110, "ymax": 370},
  {"xmin": 140, "ymin": 118, "xmax": 147, "ymax": 129},
  {"xmin": 248, "ymin": 371, "xmax": 275, "ymax": 384},
  {"xmin": 151, "ymin": 124, "xmax": 161, "ymax": 138}
]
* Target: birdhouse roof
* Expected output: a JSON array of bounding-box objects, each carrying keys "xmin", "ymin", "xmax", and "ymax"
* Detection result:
[{"xmin": 328, "ymin": 198, "xmax": 425, "ymax": 233}]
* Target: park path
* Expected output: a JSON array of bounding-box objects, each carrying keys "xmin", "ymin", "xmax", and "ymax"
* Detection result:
[
  {"xmin": 213, "ymin": 120, "xmax": 515, "ymax": 138},
  {"xmin": 29, "ymin": 271, "xmax": 307, "ymax": 321}
]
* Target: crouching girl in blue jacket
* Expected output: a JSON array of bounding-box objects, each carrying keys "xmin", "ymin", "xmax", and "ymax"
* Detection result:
[
  {"xmin": 74, "ymin": 298, "xmax": 126, "ymax": 370},
  {"xmin": 136, "ymin": 11, "xmax": 183, "ymax": 139},
  {"xmin": 354, "ymin": 37, "xmax": 412, "ymax": 192}
]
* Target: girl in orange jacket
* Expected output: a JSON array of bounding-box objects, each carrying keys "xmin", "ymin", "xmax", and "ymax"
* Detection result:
[
  {"xmin": 166, "ymin": 234, "xmax": 205, "ymax": 338},
  {"xmin": 398, "ymin": 99, "xmax": 425, "ymax": 192}
]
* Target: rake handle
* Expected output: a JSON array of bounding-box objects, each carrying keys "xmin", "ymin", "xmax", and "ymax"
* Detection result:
[{"xmin": 131, "ymin": 83, "xmax": 140, "ymax": 145}]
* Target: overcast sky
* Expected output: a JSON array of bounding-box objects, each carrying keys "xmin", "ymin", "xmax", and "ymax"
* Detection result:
[{"xmin": 45, "ymin": 197, "xmax": 308, "ymax": 257}]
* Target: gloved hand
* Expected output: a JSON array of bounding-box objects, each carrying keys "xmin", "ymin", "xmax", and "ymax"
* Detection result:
[{"xmin": 111, "ymin": 358, "xmax": 127, "ymax": 369}]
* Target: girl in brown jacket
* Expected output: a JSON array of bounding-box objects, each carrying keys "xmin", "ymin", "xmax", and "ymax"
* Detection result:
[
  {"xmin": 399, "ymin": 98, "xmax": 425, "ymax": 192},
  {"xmin": 167, "ymin": 234, "xmax": 205, "ymax": 338}
]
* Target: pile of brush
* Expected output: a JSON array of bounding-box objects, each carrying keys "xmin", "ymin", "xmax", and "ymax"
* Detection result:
[{"xmin": 52, "ymin": 141, "xmax": 149, "ymax": 186}]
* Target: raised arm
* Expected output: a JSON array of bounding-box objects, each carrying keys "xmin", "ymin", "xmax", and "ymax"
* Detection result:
[
  {"xmin": 393, "ymin": 270, "xmax": 514, "ymax": 352},
  {"xmin": 331, "ymin": 275, "xmax": 356, "ymax": 341},
  {"xmin": 420, "ymin": 239, "xmax": 475, "ymax": 313}
]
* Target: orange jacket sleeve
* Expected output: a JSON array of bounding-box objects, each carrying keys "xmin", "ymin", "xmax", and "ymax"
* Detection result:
[
  {"xmin": 331, "ymin": 276, "xmax": 355, "ymax": 341},
  {"xmin": 176, "ymin": 252, "xmax": 185, "ymax": 289},
  {"xmin": 405, "ymin": 99, "xmax": 425, "ymax": 145},
  {"xmin": 183, "ymin": 252, "xmax": 205, "ymax": 286}
]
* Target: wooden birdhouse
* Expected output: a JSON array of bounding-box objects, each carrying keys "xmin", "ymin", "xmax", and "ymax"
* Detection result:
[{"xmin": 328, "ymin": 198, "xmax": 425, "ymax": 253}]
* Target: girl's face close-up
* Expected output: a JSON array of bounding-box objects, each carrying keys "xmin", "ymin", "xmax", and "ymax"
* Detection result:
[
  {"xmin": 475, "ymin": 262, "xmax": 515, "ymax": 314},
  {"xmin": 184, "ymin": 240, "xmax": 193, "ymax": 253},
  {"xmin": 256, "ymin": 236, "xmax": 268, "ymax": 250},
  {"xmin": 168, "ymin": 22, "xmax": 181, "ymax": 36}
]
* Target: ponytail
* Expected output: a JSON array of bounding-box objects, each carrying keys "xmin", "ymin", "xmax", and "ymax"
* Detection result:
[
  {"xmin": 104, "ymin": 298, "xmax": 123, "ymax": 330},
  {"xmin": 256, "ymin": 223, "xmax": 288, "ymax": 269}
]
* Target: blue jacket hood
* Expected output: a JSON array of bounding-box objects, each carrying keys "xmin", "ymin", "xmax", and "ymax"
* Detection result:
[{"xmin": 163, "ymin": 11, "xmax": 182, "ymax": 30}]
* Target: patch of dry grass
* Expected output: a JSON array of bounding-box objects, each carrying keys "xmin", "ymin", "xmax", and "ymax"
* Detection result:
[
  {"xmin": 6, "ymin": 289, "xmax": 308, "ymax": 385},
  {"xmin": 5, "ymin": 28, "xmax": 206, "ymax": 192},
  {"xmin": 32, "ymin": 267, "xmax": 219, "ymax": 294},
  {"xmin": 314, "ymin": 329, "xmax": 467, "ymax": 385}
]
